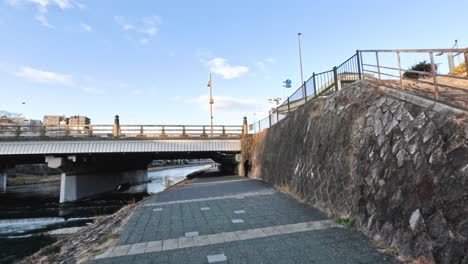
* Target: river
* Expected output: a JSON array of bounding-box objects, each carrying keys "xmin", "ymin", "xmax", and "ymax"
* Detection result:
[{"xmin": 0, "ymin": 164, "xmax": 212, "ymax": 264}]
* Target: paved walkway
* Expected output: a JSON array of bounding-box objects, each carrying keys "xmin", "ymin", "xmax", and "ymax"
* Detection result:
[{"xmin": 90, "ymin": 175, "xmax": 400, "ymax": 264}]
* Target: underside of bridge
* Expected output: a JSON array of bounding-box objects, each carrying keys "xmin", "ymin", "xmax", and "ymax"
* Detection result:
[
  {"xmin": 0, "ymin": 150, "xmax": 240, "ymax": 203},
  {"xmin": 0, "ymin": 139, "xmax": 242, "ymax": 202}
]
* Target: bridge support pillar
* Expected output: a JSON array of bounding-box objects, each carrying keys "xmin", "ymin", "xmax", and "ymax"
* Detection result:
[
  {"xmin": 59, "ymin": 170, "xmax": 148, "ymax": 203},
  {"xmin": 0, "ymin": 172, "xmax": 6, "ymax": 191}
]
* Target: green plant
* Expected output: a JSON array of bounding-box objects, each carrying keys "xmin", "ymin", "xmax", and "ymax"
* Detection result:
[
  {"xmin": 385, "ymin": 247, "xmax": 398, "ymax": 256},
  {"xmin": 403, "ymin": 61, "xmax": 436, "ymax": 80},
  {"xmin": 336, "ymin": 217, "xmax": 356, "ymax": 228}
]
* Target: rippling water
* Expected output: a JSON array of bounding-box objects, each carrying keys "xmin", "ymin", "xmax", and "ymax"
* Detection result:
[{"xmin": 0, "ymin": 164, "xmax": 212, "ymax": 264}]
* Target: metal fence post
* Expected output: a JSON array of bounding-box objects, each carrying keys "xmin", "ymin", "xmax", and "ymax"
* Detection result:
[
  {"xmin": 375, "ymin": 52, "xmax": 381, "ymax": 80},
  {"xmin": 287, "ymin": 97, "xmax": 291, "ymax": 114},
  {"xmin": 397, "ymin": 51, "xmax": 403, "ymax": 90},
  {"xmin": 333, "ymin": 67, "xmax": 338, "ymax": 92},
  {"xmin": 429, "ymin": 52, "xmax": 439, "ymax": 100},
  {"xmin": 356, "ymin": 50, "xmax": 362, "ymax": 80},
  {"xmin": 303, "ymin": 82, "xmax": 308, "ymax": 102},
  {"xmin": 313, "ymin": 72, "xmax": 317, "ymax": 97},
  {"xmin": 268, "ymin": 114, "xmax": 272, "ymax": 127}
]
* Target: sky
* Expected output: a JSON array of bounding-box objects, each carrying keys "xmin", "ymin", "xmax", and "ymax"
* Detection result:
[{"xmin": 0, "ymin": 0, "xmax": 467, "ymax": 125}]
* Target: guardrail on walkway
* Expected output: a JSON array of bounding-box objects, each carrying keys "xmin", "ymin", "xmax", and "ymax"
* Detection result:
[
  {"xmin": 249, "ymin": 48, "xmax": 468, "ymax": 134},
  {"xmin": 0, "ymin": 124, "xmax": 243, "ymax": 139}
]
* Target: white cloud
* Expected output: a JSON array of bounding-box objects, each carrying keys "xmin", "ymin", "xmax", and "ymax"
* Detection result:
[
  {"xmin": 265, "ymin": 58, "xmax": 277, "ymax": 64},
  {"xmin": 256, "ymin": 61, "xmax": 266, "ymax": 71},
  {"xmin": 139, "ymin": 38, "xmax": 149, "ymax": 45},
  {"xmin": 15, "ymin": 66, "xmax": 73, "ymax": 85},
  {"xmin": 138, "ymin": 16, "xmax": 159, "ymax": 36},
  {"xmin": 186, "ymin": 95, "xmax": 260, "ymax": 112},
  {"xmin": 7, "ymin": 0, "xmax": 84, "ymax": 27},
  {"xmin": 131, "ymin": 89, "xmax": 143, "ymax": 95},
  {"xmin": 114, "ymin": 16, "xmax": 133, "ymax": 31},
  {"xmin": 207, "ymin": 58, "xmax": 248, "ymax": 79},
  {"xmin": 114, "ymin": 15, "xmax": 161, "ymax": 44},
  {"xmin": 256, "ymin": 57, "xmax": 276, "ymax": 72},
  {"xmin": 80, "ymin": 22, "xmax": 92, "ymax": 32}
]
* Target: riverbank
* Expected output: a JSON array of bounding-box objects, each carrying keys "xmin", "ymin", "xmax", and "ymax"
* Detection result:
[
  {"xmin": 148, "ymin": 162, "xmax": 214, "ymax": 172},
  {"xmin": 5, "ymin": 163, "xmax": 213, "ymax": 187},
  {"xmin": 10, "ymin": 165, "xmax": 215, "ymax": 263},
  {"xmin": 19, "ymin": 203, "xmax": 136, "ymax": 264},
  {"xmin": 7, "ymin": 175, "xmax": 60, "ymax": 187}
]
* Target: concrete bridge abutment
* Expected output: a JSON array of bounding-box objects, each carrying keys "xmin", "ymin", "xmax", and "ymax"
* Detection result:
[
  {"xmin": 59, "ymin": 170, "xmax": 148, "ymax": 203},
  {"xmin": 46, "ymin": 155, "xmax": 151, "ymax": 203},
  {"xmin": 0, "ymin": 172, "xmax": 6, "ymax": 191}
]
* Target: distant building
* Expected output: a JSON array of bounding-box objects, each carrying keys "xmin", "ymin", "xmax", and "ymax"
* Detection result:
[
  {"xmin": 68, "ymin": 116, "xmax": 91, "ymax": 126},
  {"xmin": 0, "ymin": 117, "xmax": 41, "ymax": 126},
  {"xmin": 15, "ymin": 118, "xmax": 42, "ymax": 126},
  {"xmin": 0, "ymin": 117, "xmax": 14, "ymax": 125},
  {"xmin": 43, "ymin": 115, "xmax": 67, "ymax": 126}
]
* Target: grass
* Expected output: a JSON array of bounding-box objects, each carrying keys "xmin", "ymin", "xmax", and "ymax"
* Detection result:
[
  {"xmin": 275, "ymin": 183, "xmax": 304, "ymax": 202},
  {"xmin": 449, "ymin": 62, "xmax": 467, "ymax": 76},
  {"xmin": 385, "ymin": 247, "xmax": 398, "ymax": 256},
  {"xmin": 336, "ymin": 217, "xmax": 355, "ymax": 228}
]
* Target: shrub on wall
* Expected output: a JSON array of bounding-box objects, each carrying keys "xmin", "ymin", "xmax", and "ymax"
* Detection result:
[
  {"xmin": 449, "ymin": 62, "xmax": 467, "ymax": 76},
  {"xmin": 403, "ymin": 61, "xmax": 436, "ymax": 79}
]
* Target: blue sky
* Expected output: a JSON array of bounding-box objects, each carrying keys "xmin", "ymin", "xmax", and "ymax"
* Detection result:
[{"xmin": 0, "ymin": 0, "xmax": 467, "ymax": 125}]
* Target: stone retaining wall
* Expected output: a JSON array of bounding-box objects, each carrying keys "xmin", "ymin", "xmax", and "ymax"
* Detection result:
[{"xmin": 243, "ymin": 80, "xmax": 468, "ymax": 264}]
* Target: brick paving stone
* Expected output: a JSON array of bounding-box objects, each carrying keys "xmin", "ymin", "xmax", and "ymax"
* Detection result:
[
  {"xmin": 162, "ymin": 239, "xmax": 178, "ymax": 251},
  {"xmin": 145, "ymin": 240, "xmax": 162, "ymax": 253},
  {"xmin": 90, "ymin": 175, "xmax": 401, "ymax": 264},
  {"xmin": 127, "ymin": 242, "xmax": 147, "ymax": 255}
]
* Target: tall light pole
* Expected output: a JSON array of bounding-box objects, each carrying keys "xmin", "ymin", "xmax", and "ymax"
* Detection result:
[
  {"xmin": 207, "ymin": 73, "xmax": 214, "ymax": 136},
  {"xmin": 297, "ymin": 33, "xmax": 305, "ymax": 97}
]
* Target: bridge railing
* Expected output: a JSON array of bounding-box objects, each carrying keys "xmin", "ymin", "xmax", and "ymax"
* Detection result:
[
  {"xmin": 0, "ymin": 124, "xmax": 243, "ymax": 139},
  {"xmin": 249, "ymin": 48, "xmax": 468, "ymax": 134}
]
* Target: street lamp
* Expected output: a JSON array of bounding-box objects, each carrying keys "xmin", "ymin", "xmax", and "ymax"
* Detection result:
[
  {"xmin": 207, "ymin": 73, "xmax": 214, "ymax": 136},
  {"xmin": 268, "ymin": 97, "xmax": 282, "ymax": 106},
  {"xmin": 297, "ymin": 33, "xmax": 305, "ymax": 97}
]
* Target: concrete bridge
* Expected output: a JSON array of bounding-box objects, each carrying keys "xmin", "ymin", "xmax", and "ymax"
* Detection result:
[{"xmin": 0, "ymin": 120, "xmax": 246, "ymax": 203}]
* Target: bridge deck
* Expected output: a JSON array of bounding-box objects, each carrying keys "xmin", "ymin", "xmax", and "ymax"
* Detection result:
[{"xmin": 0, "ymin": 139, "xmax": 241, "ymax": 155}]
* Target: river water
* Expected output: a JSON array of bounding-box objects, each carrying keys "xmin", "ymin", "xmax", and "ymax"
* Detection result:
[{"xmin": 0, "ymin": 164, "xmax": 212, "ymax": 264}]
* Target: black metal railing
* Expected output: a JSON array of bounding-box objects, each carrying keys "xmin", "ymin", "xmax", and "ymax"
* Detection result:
[{"xmin": 249, "ymin": 48, "xmax": 468, "ymax": 134}]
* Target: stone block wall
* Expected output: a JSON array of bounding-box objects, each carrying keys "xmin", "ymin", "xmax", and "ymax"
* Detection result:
[{"xmin": 243, "ymin": 80, "xmax": 468, "ymax": 264}]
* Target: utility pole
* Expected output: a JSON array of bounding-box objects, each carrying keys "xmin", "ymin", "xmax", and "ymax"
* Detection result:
[
  {"xmin": 208, "ymin": 73, "xmax": 214, "ymax": 136},
  {"xmin": 298, "ymin": 33, "xmax": 305, "ymax": 97}
]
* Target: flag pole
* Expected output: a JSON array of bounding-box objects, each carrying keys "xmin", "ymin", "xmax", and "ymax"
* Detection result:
[{"xmin": 209, "ymin": 73, "xmax": 214, "ymax": 136}]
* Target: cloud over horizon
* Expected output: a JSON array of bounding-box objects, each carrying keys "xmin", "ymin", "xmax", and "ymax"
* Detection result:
[
  {"xmin": 15, "ymin": 66, "xmax": 73, "ymax": 86},
  {"xmin": 207, "ymin": 58, "xmax": 248, "ymax": 79}
]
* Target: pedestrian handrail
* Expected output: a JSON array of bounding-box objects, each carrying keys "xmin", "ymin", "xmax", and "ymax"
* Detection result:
[
  {"xmin": 249, "ymin": 48, "xmax": 468, "ymax": 134},
  {"xmin": 0, "ymin": 124, "xmax": 243, "ymax": 139}
]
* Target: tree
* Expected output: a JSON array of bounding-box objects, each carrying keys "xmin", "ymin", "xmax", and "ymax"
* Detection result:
[{"xmin": 0, "ymin": 110, "xmax": 23, "ymax": 118}]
